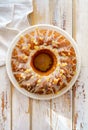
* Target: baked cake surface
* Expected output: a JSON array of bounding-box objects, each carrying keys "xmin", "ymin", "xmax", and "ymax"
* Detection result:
[{"xmin": 11, "ymin": 28, "xmax": 77, "ymax": 94}]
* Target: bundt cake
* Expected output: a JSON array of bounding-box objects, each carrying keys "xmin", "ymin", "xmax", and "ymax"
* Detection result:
[{"xmin": 11, "ymin": 28, "xmax": 77, "ymax": 94}]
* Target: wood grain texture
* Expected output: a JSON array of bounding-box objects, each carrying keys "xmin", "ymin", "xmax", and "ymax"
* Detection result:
[
  {"xmin": 32, "ymin": 100, "xmax": 51, "ymax": 130},
  {"xmin": 73, "ymin": 0, "xmax": 88, "ymax": 130},
  {"xmin": 29, "ymin": 1, "xmax": 51, "ymax": 130},
  {"xmin": 74, "ymin": 0, "xmax": 88, "ymax": 67},
  {"xmin": 12, "ymin": 87, "xmax": 30, "ymax": 130},
  {"xmin": 51, "ymin": 91, "xmax": 72, "ymax": 130},
  {"xmin": 0, "ymin": 67, "xmax": 11, "ymax": 130},
  {"xmin": 29, "ymin": 0, "xmax": 50, "ymax": 25},
  {"xmin": 49, "ymin": 0, "xmax": 72, "ymax": 34},
  {"xmin": 73, "ymin": 67, "xmax": 88, "ymax": 130},
  {"xmin": 49, "ymin": 0, "xmax": 72, "ymax": 129}
]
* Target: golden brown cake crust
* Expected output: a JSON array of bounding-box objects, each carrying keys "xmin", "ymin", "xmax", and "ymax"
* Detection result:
[{"xmin": 11, "ymin": 28, "xmax": 77, "ymax": 95}]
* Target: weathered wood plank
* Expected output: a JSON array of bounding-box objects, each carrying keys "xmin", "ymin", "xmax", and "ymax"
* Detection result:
[
  {"xmin": 10, "ymin": 2, "xmax": 33, "ymax": 130},
  {"xmin": 49, "ymin": 0, "xmax": 72, "ymax": 34},
  {"xmin": 12, "ymin": 87, "xmax": 30, "ymax": 130},
  {"xmin": 73, "ymin": 0, "xmax": 88, "ymax": 67},
  {"xmin": 32, "ymin": 100, "xmax": 51, "ymax": 130},
  {"xmin": 29, "ymin": 0, "xmax": 51, "ymax": 130},
  {"xmin": 0, "ymin": 67, "xmax": 11, "ymax": 130},
  {"xmin": 29, "ymin": 0, "xmax": 50, "ymax": 25},
  {"xmin": 51, "ymin": 91, "xmax": 72, "ymax": 130},
  {"xmin": 73, "ymin": 67, "xmax": 88, "ymax": 130},
  {"xmin": 49, "ymin": 0, "xmax": 72, "ymax": 129},
  {"xmin": 73, "ymin": 0, "xmax": 88, "ymax": 129}
]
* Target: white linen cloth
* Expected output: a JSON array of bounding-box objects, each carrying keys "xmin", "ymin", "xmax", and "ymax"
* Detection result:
[{"xmin": 0, "ymin": 1, "xmax": 33, "ymax": 66}]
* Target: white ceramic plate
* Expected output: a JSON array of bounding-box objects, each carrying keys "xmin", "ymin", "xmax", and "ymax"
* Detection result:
[{"xmin": 6, "ymin": 24, "xmax": 81, "ymax": 100}]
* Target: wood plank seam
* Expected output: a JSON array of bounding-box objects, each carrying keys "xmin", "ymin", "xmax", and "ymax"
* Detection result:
[
  {"xmin": 29, "ymin": 99, "xmax": 32, "ymax": 130},
  {"xmin": 72, "ymin": 0, "xmax": 77, "ymax": 130}
]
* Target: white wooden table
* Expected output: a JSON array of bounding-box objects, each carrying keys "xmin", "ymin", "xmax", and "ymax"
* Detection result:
[{"xmin": 0, "ymin": 0, "xmax": 88, "ymax": 130}]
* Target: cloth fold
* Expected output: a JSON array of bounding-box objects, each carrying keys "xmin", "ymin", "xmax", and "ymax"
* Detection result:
[{"xmin": 0, "ymin": 1, "xmax": 33, "ymax": 66}]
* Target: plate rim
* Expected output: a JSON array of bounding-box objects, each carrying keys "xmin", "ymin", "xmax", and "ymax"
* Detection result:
[{"xmin": 6, "ymin": 24, "xmax": 81, "ymax": 100}]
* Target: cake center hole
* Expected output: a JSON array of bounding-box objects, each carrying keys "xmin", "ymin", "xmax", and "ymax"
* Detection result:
[
  {"xmin": 33, "ymin": 50, "xmax": 53, "ymax": 72},
  {"xmin": 31, "ymin": 49, "xmax": 57, "ymax": 75}
]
